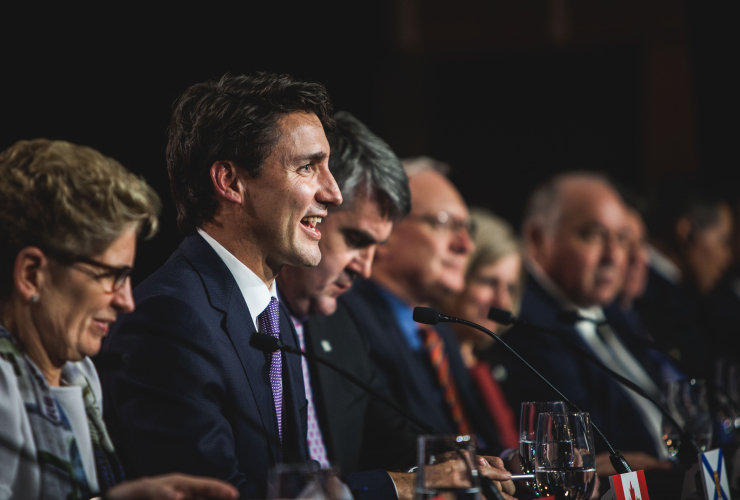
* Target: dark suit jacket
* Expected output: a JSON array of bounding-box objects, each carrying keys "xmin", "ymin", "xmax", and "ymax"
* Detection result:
[
  {"xmin": 304, "ymin": 305, "xmax": 418, "ymax": 474},
  {"xmin": 497, "ymin": 273, "xmax": 662, "ymax": 456},
  {"xmin": 99, "ymin": 233, "xmax": 308, "ymax": 499},
  {"xmin": 338, "ymin": 279, "xmax": 503, "ymax": 454},
  {"xmin": 635, "ymin": 266, "xmax": 711, "ymax": 378}
]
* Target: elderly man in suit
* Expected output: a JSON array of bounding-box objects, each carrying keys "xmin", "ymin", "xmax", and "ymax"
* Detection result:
[
  {"xmin": 99, "ymin": 73, "xmax": 342, "ymax": 498},
  {"xmin": 496, "ymin": 172, "xmax": 676, "ymax": 478},
  {"xmin": 337, "ymin": 157, "xmax": 506, "ymax": 455}
]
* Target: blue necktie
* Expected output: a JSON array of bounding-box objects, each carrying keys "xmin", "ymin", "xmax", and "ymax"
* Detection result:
[{"xmin": 259, "ymin": 297, "xmax": 282, "ymax": 443}]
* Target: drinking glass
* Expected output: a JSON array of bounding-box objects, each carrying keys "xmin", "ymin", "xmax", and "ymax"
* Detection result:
[
  {"xmin": 519, "ymin": 401, "xmax": 567, "ymax": 493},
  {"xmin": 534, "ymin": 412, "xmax": 596, "ymax": 500},
  {"xmin": 415, "ymin": 435, "xmax": 480, "ymax": 500},
  {"xmin": 662, "ymin": 378, "xmax": 713, "ymax": 455}
]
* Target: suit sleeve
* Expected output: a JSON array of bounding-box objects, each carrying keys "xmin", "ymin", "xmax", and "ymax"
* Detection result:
[
  {"xmin": 357, "ymin": 365, "xmax": 419, "ymax": 472},
  {"xmin": 99, "ymin": 294, "xmax": 266, "ymax": 498}
]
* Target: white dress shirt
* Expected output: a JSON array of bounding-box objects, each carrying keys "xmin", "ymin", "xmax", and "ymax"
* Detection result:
[{"xmin": 198, "ymin": 229, "xmax": 277, "ymax": 330}]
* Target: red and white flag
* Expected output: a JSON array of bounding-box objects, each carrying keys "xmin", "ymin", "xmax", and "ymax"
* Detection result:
[{"xmin": 602, "ymin": 470, "xmax": 649, "ymax": 500}]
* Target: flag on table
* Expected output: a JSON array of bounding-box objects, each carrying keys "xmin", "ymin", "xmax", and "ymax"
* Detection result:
[
  {"xmin": 700, "ymin": 449, "xmax": 730, "ymax": 500},
  {"xmin": 608, "ymin": 470, "xmax": 649, "ymax": 500}
]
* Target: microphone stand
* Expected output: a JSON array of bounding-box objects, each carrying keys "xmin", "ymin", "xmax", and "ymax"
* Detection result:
[
  {"xmin": 250, "ymin": 333, "xmax": 508, "ymax": 500},
  {"xmin": 413, "ymin": 307, "xmax": 633, "ymax": 475},
  {"xmin": 489, "ymin": 307, "xmax": 702, "ymax": 469}
]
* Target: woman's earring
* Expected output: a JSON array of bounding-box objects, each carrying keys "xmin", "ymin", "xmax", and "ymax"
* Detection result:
[{"xmin": 30, "ymin": 294, "xmax": 39, "ymax": 304}]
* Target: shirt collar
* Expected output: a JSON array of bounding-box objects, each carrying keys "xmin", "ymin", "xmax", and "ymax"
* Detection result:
[
  {"xmin": 198, "ymin": 228, "xmax": 277, "ymax": 330},
  {"xmin": 372, "ymin": 281, "xmax": 424, "ymax": 351}
]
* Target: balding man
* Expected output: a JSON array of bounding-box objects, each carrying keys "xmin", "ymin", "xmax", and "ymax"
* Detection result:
[{"xmin": 497, "ymin": 173, "xmax": 675, "ymax": 476}]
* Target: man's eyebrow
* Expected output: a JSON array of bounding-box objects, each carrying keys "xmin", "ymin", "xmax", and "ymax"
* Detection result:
[
  {"xmin": 295, "ymin": 151, "xmax": 328, "ymax": 163},
  {"xmin": 341, "ymin": 227, "xmax": 384, "ymax": 245}
]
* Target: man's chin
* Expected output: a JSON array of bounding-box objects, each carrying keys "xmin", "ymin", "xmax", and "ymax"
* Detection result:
[
  {"xmin": 310, "ymin": 297, "xmax": 338, "ymax": 317},
  {"xmin": 287, "ymin": 244, "xmax": 322, "ymax": 268}
]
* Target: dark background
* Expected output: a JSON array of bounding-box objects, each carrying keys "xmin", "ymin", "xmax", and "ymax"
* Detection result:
[{"xmin": 1, "ymin": 1, "xmax": 735, "ymax": 284}]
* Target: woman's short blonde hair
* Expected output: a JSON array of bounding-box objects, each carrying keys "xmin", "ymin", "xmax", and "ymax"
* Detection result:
[
  {"xmin": 466, "ymin": 207, "xmax": 524, "ymax": 313},
  {"xmin": 0, "ymin": 139, "xmax": 161, "ymax": 298}
]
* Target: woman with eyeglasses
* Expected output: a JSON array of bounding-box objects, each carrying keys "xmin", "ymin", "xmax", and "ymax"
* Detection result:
[{"xmin": 0, "ymin": 139, "xmax": 237, "ymax": 500}]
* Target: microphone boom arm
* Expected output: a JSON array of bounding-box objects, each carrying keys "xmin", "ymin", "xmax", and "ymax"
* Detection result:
[{"xmin": 415, "ymin": 308, "xmax": 633, "ymax": 474}]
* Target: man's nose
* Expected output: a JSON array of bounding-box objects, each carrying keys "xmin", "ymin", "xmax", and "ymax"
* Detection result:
[
  {"xmin": 349, "ymin": 247, "xmax": 375, "ymax": 279},
  {"xmin": 317, "ymin": 164, "xmax": 343, "ymax": 208},
  {"xmin": 451, "ymin": 226, "xmax": 475, "ymax": 255},
  {"xmin": 601, "ymin": 234, "xmax": 624, "ymax": 266}
]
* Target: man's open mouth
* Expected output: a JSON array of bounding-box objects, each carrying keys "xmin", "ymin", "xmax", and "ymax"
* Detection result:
[{"xmin": 301, "ymin": 216, "xmax": 323, "ymax": 230}]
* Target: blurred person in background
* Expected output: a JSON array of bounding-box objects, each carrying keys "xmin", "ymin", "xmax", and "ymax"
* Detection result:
[
  {"xmin": 444, "ymin": 208, "xmax": 522, "ymax": 450},
  {"xmin": 0, "ymin": 139, "xmax": 237, "ymax": 500},
  {"xmin": 496, "ymin": 172, "xmax": 676, "ymax": 480},
  {"xmin": 641, "ymin": 179, "xmax": 733, "ymax": 379},
  {"xmin": 605, "ymin": 202, "xmax": 685, "ymax": 384}
]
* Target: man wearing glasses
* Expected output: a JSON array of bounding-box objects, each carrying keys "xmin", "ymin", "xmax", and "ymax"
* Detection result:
[{"xmin": 337, "ymin": 157, "xmax": 504, "ymax": 454}]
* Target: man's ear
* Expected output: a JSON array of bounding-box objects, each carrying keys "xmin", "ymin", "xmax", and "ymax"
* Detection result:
[
  {"xmin": 210, "ymin": 161, "xmax": 243, "ymax": 205},
  {"xmin": 675, "ymin": 216, "xmax": 693, "ymax": 247},
  {"xmin": 14, "ymin": 247, "xmax": 47, "ymax": 303},
  {"xmin": 525, "ymin": 223, "xmax": 548, "ymax": 264}
]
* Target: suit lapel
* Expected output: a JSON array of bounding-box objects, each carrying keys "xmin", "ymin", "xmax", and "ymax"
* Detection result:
[{"xmin": 179, "ymin": 234, "xmax": 282, "ymax": 461}]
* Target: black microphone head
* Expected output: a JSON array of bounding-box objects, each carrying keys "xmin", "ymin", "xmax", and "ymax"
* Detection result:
[
  {"xmin": 556, "ymin": 310, "xmax": 583, "ymax": 325},
  {"xmin": 413, "ymin": 307, "xmax": 440, "ymax": 325},
  {"xmin": 250, "ymin": 332, "xmax": 280, "ymax": 353},
  {"xmin": 487, "ymin": 307, "xmax": 515, "ymax": 325}
]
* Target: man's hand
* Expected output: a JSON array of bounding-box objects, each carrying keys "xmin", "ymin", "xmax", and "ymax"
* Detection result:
[
  {"xmin": 479, "ymin": 456, "xmax": 516, "ymax": 499},
  {"xmin": 594, "ymin": 451, "xmax": 673, "ymax": 477},
  {"xmin": 387, "ymin": 455, "xmax": 516, "ymax": 500},
  {"xmin": 104, "ymin": 473, "xmax": 238, "ymax": 500}
]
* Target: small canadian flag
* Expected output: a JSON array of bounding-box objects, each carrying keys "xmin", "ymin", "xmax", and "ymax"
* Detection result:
[{"xmin": 601, "ymin": 470, "xmax": 649, "ymax": 500}]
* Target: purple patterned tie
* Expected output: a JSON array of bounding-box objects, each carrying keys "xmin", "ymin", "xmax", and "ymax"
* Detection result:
[{"xmin": 259, "ymin": 297, "xmax": 282, "ymax": 443}]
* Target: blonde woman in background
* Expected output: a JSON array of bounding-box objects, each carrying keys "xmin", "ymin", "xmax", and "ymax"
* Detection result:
[{"xmin": 444, "ymin": 208, "xmax": 524, "ymax": 449}]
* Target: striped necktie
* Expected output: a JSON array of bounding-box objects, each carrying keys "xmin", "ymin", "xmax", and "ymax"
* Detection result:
[
  {"xmin": 259, "ymin": 297, "xmax": 282, "ymax": 443},
  {"xmin": 419, "ymin": 324, "xmax": 471, "ymax": 435}
]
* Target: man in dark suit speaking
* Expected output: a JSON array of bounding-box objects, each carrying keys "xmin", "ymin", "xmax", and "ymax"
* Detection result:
[{"xmin": 99, "ymin": 73, "xmax": 342, "ymax": 498}]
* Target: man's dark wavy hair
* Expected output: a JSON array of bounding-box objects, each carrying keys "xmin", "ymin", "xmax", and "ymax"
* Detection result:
[{"xmin": 166, "ymin": 72, "xmax": 335, "ymax": 234}]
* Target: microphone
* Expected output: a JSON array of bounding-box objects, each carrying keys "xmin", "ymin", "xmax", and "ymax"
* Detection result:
[
  {"xmin": 414, "ymin": 306, "xmax": 633, "ymax": 474},
  {"xmin": 487, "ymin": 306, "xmax": 701, "ymax": 468},
  {"xmin": 249, "ymin": 332, "xmax": 508, "ymax": 500}
]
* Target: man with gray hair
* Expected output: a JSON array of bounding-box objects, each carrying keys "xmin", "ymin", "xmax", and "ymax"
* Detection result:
[
  {"xmin": 277, "ymin": 118, "xmax": 514, "ymax": 499},
  {"xmin": 277, "ymin": 112, "xmax": 417, "ymax": 498},
  {"xmin": 498, "ymin": 172, "xmax": 675, "ymax": 476}
]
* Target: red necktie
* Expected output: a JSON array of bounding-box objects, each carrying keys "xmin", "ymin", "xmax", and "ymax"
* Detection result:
[
  {"xmin": 419, "ymin": 325, "xmax": 471, "ymax": 435},
  {"xmin": 469, "ymin": 360, "xmax": 519, "ymax": 448}
]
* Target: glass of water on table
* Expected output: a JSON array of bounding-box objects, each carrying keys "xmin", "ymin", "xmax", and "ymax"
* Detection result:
[
  {"xmin": 534, "ymin": 412, "xmax": 596, "ymax": 500},
  {"xmin": 519, "ymin": 401, "xmax": 567, "ymax": 493}
]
